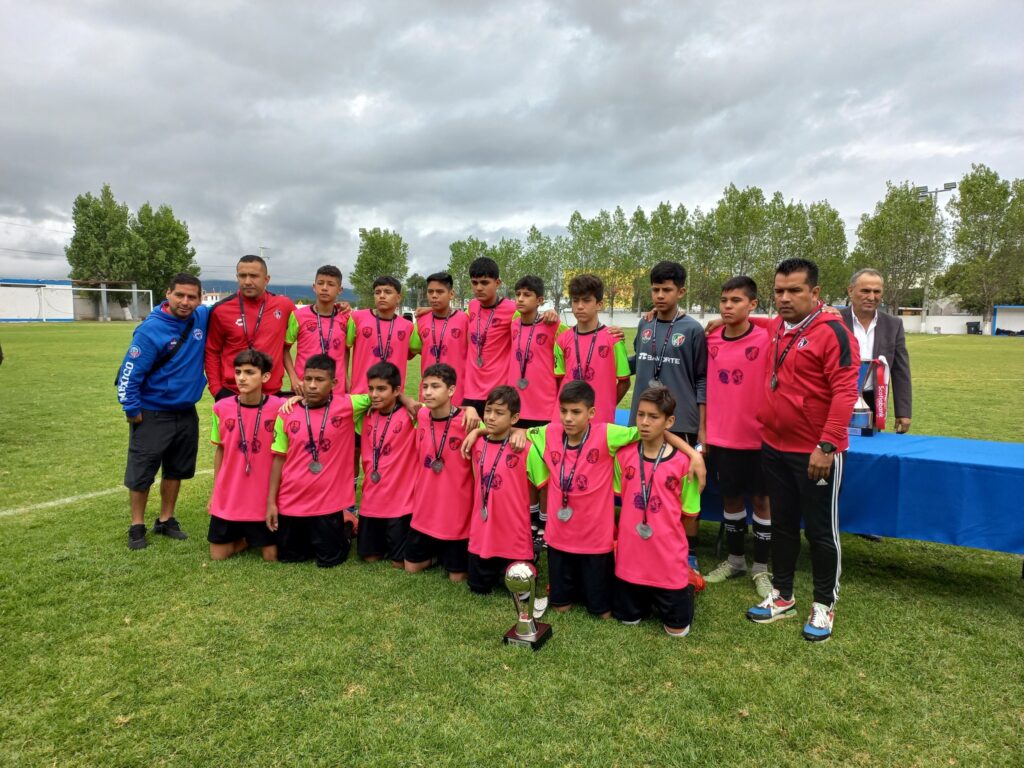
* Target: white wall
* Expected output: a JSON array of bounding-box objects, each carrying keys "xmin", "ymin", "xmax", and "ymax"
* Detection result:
[
  {"xmin": 0, "ymin": 284, "xmax": 74, "ymax": 321},
  {"xmin": 993, "ymin": 307, "xmax": 1024, "ymax": 334},
  {"xmin": 899, "ymin": 314, "xmax": 985, "ymax": 335}
]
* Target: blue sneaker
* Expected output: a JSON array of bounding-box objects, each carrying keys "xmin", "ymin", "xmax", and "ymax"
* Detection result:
[
  {"xmin": 746, "ymin": 589, "xmax": 797, "ymax": 623},
  {"xmin": 802, "ymin": 602, "xmax": 834, "ymax": 642},
  {"xmin": 687, "ymin": 554, "xmax": 700, "ymax": 574}
]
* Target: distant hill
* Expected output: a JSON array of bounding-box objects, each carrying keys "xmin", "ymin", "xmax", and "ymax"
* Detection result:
[{"xmin": 201, "ymin": 279, "xmax": 358, "ymax": 304}]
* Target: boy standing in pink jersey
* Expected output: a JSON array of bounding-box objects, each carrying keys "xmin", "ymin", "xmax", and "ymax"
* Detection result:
[
  {"xmin": 346, "ymin": 276, "xmax": 421, "ymax": 394},
  {"xmin": 357, "ymin": 362, "xmax": 420, "ymax": 566},
  {"xmin": 703, "ymin": 276, "xmax": 774, "ymax": 597},
  {"xmin": 554, "ymin": 274, "xmax": 631, "ymax": 424},
  {"xmin": 267, "ymin": 354, "xmax": 370, "ymax": 567},
  {"xmin": 283, "ymin": 265, "xmax": 350, "ymax": 397},
  {"xmin": 404, "ymin": 363, "xmax": 475, "ymax": 581},
  {"xmin": 614, "ymin": 386, "xmax": 702, "ymax": 637},
  {"xmin": 208, "ymin": 350, "xmax": 284, "ymax": 561},
  {"xmin": 461, "ymin": 258, "xmax": 518, "ymax": 417},
  {"xmin": 416, "ymin": 272, "xmax": 469, "ymax": 406}
]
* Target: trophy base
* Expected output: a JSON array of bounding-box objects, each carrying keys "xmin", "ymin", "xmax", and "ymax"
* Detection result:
[
  {"xmin": 847, "ymin": 426, "xmax": 875, "ymax": 437},
  {"xmin": 503, "ymin": 622, "xmax": 552, "ymax": 650}
]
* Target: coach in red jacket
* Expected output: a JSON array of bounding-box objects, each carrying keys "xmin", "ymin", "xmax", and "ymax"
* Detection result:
[
  {"xmin": 205, "ymin": 254, "xmax": 296, "ymax": 400},
  {"xmin": 746, "ymin": 258, "xmax": 859, "ymax": 643}
]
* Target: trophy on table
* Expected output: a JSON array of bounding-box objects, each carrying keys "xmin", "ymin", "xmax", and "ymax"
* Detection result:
[
  {"xmin": 503, "ymin": 561, "xmax": 552, "ymax": 650},
  {"xmin": 849, "ymin": 356, "xmax": 889, "ymax": 437}
]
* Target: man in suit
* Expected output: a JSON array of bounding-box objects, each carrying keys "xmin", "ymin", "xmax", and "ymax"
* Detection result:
[{"xmin": 841, "ymin": 268, "xmax": 912, "ymax": 434}]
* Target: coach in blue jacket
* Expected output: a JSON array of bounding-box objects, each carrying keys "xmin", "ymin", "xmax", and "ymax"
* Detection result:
[{"xmin": 116, "ymin": 273, "xmax": 209, "ymax": 550}]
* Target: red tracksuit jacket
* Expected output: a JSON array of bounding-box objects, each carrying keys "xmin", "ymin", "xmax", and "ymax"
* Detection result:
[
  {"xmin": 757, "ymin": 309, "xmax": 860, "ymax": 454},
  {"xmin": 205, "ymin": 291, "xmax": 295, "ymax": 396}
]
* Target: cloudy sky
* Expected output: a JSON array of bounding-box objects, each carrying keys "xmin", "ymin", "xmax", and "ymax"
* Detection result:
[{"xmin": 1, "ymin": 1, "xmax": 1021, "ymax": 286}]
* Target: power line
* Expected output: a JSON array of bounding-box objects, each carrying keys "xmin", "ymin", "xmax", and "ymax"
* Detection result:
[
  {"xmin": 0, "ymin": 245, "xmax": 65, "ymax": 257},
  {"xmin": 0, "ymin": 219, "xmax": 73, "ymax": 235}
]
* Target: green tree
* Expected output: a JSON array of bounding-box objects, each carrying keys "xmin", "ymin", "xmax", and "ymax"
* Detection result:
[
  {"xmin": 446, "ymin": 236, "xmax": 489, "ymax": 306},
  {"xmin": 851, "ymin": 182, "xmax": 946, "ymax": 314},
  {"xmin": 406, "ymin": 272, "xmax": 427, "ymax": 308},
  {"xmin": 349, "ymin": 227, "xmax": 409, "ymax": 307},
  {"xmin": 66, "ymin": 183, "xmax": 198, "ymax": 301},
  {"xmin": 938, "ymin": 164, "xmax": 1024, "ymax": 320},
  {"xmin": 487, "ymin": 237, "xmax": 524, "ymax": 297},
  {"xmin": 520, "ymin": 226, "xmax": 564, "ymax": 309},
  {"xmin": 806, "ymin": 200, "xmax": 850, "ymax": 304}
]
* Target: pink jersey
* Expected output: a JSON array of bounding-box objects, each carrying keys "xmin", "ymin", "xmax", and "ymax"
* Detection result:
[
  {"xmin": 271, "ymin": 394, "xmax": 371, "ymax": 517},
  {"xmin": 347, "ymin": 310, "xmax": 421, "ymax": 394},
  {"xmin": 463, "ymin": 298, "xmax": 517, "ymax": 400},
  {"xmin": 706, "ymin": 324, "xmax": 771, "ymax": 450},
  {"xmin": 529, "ymin": 422, "xmax": 639, "ymax": 554},
  {"xmin": 508, "ymin": 319, "xmax": 566, "ymax": 422},
  {"xmin": 359, "ymin": 406, "xmax": 418, "ymax": 519},
  {"xmin": 411, "ymin": 406, "xmax": 474, "ymax": 540},
  {"xmin": 614, "ymin": 444, "xmax": 701, "ymax": 590},
  {"xmin": 468, "ymin": 435, "xmax": 547, "ymax": 560},
  {"xmin": 417, "ymin": 310, "xmax": 470, "ymax": 405},
  {"xmin": 554, "ymin": 326, "xmax": 631, "ymax": 423},
  {"xmin": 210, "ymin": 395, "xmax": 285, "ymax": 522},
  {"xmin": 286, "ymin": 306, "xmax": 350, "ymax": 389}
]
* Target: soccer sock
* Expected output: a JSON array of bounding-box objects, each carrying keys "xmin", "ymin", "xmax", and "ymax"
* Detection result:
[
  {"xmin": 530, "ymin": 503, "xmax": 541, "ymax": 530},
  {"xmin": 752, "ymin": 514, "xmax": 771, "ymax": 568},
  {"xmin": 723, "ymin": 509, "xmax": 748, "ymax": 561}
]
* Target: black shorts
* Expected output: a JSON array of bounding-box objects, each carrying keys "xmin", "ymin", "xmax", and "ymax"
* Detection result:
[
  {"xmin": 207, "ymin": 515, "xmax": 276, "ymax": 548},
  {"xmin": 278, "ymin": 512, "xmax": 353, "ymax": 568},
  {"xmin": 461, "ymin": 398, "xmax": 487, "ymax": 418},
  {"xmin": 357, "ymin": 514, "xmax": 412, "ymax": 563},
  {"xmin": 613, "ymin": 578, "xmax": 695, "ymax": 630},
  {"xmin": 124, "ymin": 407, "xmax": 200, "ymax": 491},
  {"xmin": 515, "ymin": 418, "xmax": 549, "ymax": 429},
  {"xmin": 547, "ymin": 547, "xmax": 615, "ymax": 615},
  {"xmin": 670, "ymin": 430, "xmax": 699, "ymax": 447},
  {"xmin": 404, "ymin": 528, "xmax": 469, "ymax": 574},
  {"xmin": 468, "ymin": 554, "xmax": 518, "ymax": 594},
  {"xmin": 709, "ymin": 445, "xmax": 766, "ymax": 498}
]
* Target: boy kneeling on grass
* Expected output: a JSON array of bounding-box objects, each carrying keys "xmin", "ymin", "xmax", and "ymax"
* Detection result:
[
  {"xmin": 208, "ymin": 350, "xmax": 284, "ymax": 561},
  {"xmin": 613, "ymin": 386, "xmax": 702, "ymax": 637}
]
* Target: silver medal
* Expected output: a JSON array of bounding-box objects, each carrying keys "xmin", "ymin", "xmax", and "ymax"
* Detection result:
[
  {"xmin": 476, "ymin": 355, "xmax": 485, "ymax": 367},
  {"xmin": 557, "ymin": 506, "xmax": 573, "ymax": 522},
  {"xmin": 370, "ymin": 470, "xmax": 382, "ymax": 483},
  {"xmin": 636, "ymin": 522, "xmax": 653, "ymax": 540},
  {"xmin": 308, "ymin": 460, "xmax": 323, "ymax": 474},
  {"xmin": 480, "ymin": 505, "xmax": 488, "ymax": 521},
  {"xmin": 770, "ymin": 375, "xmax": 778, "ymax": 391},
  {"xmin": 431, "ymin": 459, "xmax": 445, "ymax": 474},
  {"xmin": 244, "ymin": 462, "xmax": 252, "ymax": 476},
  {"xmin": 517, "ymin": 377, "xmax": 529, "ymax": 390}
]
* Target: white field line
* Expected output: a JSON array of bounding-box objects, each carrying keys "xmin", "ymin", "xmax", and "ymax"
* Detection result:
[{"xmin": 0, "ymin": 469, "xmax": 213, "ymax": 519}]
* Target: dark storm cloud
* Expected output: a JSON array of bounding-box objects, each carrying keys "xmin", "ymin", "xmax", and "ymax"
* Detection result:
[{"xmin": 0, "ymin": 1, "xmax": 1021, "ymax": 282}]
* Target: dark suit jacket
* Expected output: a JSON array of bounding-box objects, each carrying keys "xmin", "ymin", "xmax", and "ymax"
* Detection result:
[{"xmin": 840, "ymin": 307, "xmax": 912, "ymax": 418}]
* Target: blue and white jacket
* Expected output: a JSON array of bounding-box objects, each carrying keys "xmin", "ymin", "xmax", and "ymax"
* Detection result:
[{"xmin": 116, "ymin": 303, "xmax": 210, "ymax": 417}]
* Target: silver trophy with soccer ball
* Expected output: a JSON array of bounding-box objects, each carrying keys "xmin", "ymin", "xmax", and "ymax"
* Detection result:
[{"xmin": 503, "ymin": 561, "xmax": 552, "ymax": 650}]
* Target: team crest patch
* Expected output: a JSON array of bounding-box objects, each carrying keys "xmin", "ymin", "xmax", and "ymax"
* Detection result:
[
  {"xmin": 224, "ymin": 418, "xmax": 236, "ymax": 431},
  {"xmin": 235, "ymin": 318, "xmax": 244, "ymax": 327},
  {"xmin": 550, "ymin": 451, "xmax": 563, "ymax": 465},
  {"xmin": 448, "ymin": 437, "xmax": 462, "ymax": 451},
  {"xmin": 192, "ymin": 329, "xmax": 203, "ymax": 340},
  {"xmin": 718, "ymin": 370, "xmax": 730, "ymax": 384},
  {"xmin": 273, "ymin": 309, "xmax": 282, "ymax": 319},
  {"xmin": 575, "ymin": 475, "xmax": 589, "ymax": 491},
  {"xmin": 625, "ymin": 465, "xmax": 636, "ymax": 480},
  {"xmin": 665, "ymin": 476, "xmax": 679, "ymax": 492},
  {"xmin": 597, "ymin": 345, "xmax": 610, "ymax": 358},
  {"xmin": 450, "ymin": 328, "xmax": 462, "ymax": 339},
  {"xmin": 305, "ymin": 320, "xmax": 318, "ymax": 332},
  {"xmin": 264, "ymin": 419, "xmax": 275, "ymax": 432},
  {"xmin": 709, "ymin": 346, "xmax": 719, "ymax": 359},
  {"xmin": 731, "ymin": 370, "xmax": 744, "ymax": 385},
  {"xmin": 537, "ymin": 333, "xmax": 547, "ymax": 344},
  {"xmin": 586, "ymin": 448, "xmax": 600, "ymax": 464},
  {"xmin": 288, "ymin": 421, "xmax": 301, "ymax": 434},
  {"xmin": 397, "ymin": 330, "xmax": 407, "ymax": 341},
  {"xmin": 641, "ymin": 328, "xmax": 654, "ymax": 343},
  {"xmin": 671, "ymin": 332, "xmax": 685, "ymax": 347},
  {"xmin": 505, "ymin": 454, "xmax": 520, "ymax": 469},
  {"xmin": 797, "ymin": 338, "xmax": 810, "ymax": 349},
  {"xmin": 331, "ymin": 415, "xmax": 344, "ymax": 428},
  {"xmin": 745, "ymin": 346, "xmax": 760, "ymax": 360},
  {"xmin": 128, "ymin": 345, "xmax": 141, "ymax": 358},
  {"xmin": 361, "ymin": 327, "xmax": 372, "ymax": 338},
  {"xmin": 491, "ymin": 474, "xmax": 504, "ymax": 490}
]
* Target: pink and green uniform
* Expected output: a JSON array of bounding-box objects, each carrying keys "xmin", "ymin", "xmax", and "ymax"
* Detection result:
[
  {"xmin": 468, "ymin": 436, "xmax": 548, "ymax": 561},
  {"xmin": 554, "ymin": 326, "xmax": 630, "ymax": 423},
  {"xmin": 286, "ymin": 306, "xmax": 351, "ymax": 390},
  {"xmin": 359, "ymin": 407, "xmax": 419, "ymax": 519},
  {"xmin": 411, "ymin": 406, "xmax": 473, "ymax": 540},
  {"xmin": 613, "ymin": 445, "xmax": 701, "ymax": 590},
  {"xmin": 528, "ymin": 422, "xmax": 639, "ymax": 554},
  {"xmin": 270, "ymin": 395, "xmax": 371, "ymax": 516},
  {"xmin": 508, "ymin": 318, "xmax": 568, "ymax": 422},
  {"xmin": 416, "ymin": 310, "xmax": 470, "ymax": 405},
  {"xmin": 210, "ymin": 395, "xmax": 286, "ymax": 521},
  {"xmin": 346, "ymin": 310, "xmax": 421, "ymax": 394},
  {"xmin": 705, "ymin": 325, "xmax": 771, "ymax": 450},
  {"xmin": 462, "ymin": 298, "xmax": 517, "ymax": 401}
]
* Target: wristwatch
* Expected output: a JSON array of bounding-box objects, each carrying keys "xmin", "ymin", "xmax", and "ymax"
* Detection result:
[{"xmin": 817, "ymin": 441, "xmax": 836, "ymax": 454}]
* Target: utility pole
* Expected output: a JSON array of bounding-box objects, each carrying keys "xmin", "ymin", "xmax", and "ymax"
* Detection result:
[{"xmin": 914, "ymin": 182, "xmax": 956, "ymax": 332}]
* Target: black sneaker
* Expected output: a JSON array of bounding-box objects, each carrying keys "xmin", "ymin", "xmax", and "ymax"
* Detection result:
[
  {"xmin": 152, "ymin": 516, "xmax": 189, "ymax": 540},
  {"xmin": 128, "ymin": 524, "xmax": 148, "ymax": 550}
]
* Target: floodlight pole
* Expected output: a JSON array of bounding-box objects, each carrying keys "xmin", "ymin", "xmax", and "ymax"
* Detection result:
[{"xmin": 915, "ymin": 182, "xmax": 957, "ymax": 332}]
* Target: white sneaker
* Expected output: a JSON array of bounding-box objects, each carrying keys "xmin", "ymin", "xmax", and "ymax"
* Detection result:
[
  {"xmin": 802, "ymin": 602, "xmax": 834, "ymax": 642},
  {"xmin": 665, "ymin": 624, "xmax": 691, "ymax": 637},
  {"xmin": 532, "ymin": 596, "xmax": 549, "ymax": 619}
]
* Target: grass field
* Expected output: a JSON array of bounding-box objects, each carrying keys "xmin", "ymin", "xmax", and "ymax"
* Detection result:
[{"xmin": 1, "ymin": 323, "xmax": 1023, "ymax": 767}]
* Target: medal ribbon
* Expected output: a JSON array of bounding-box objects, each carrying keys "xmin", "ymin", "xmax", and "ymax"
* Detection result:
[
  {"xmin": 874, "ymin": 357, "xmax": 889, "ymax": 431},
  {"xmin": 315, "ymin": 307, "xmax": 338, "ymax": 355},
  {"xmin": 651, "ymin": 312, "xmax": 681, "ymax": 382},
  {"xmin": 371, "ymin": 407, "xmax": 398, "ymax": 477},
  {"xmin": 430, "ymin": 311, "xmax": 453, "ymax": 364},
  {"xmin": 771, "ymin": 306, "xmax": 824, "ymax": 387},
  {"xmin": 517, "ymin": 320, "xmax": 538, "ymax": 381},
  {"xmin": 475, "ymin": 298, "xmax": 503, "ymax": 361},
  {"xmin": 637, "ymin": 441, "xmax": 667, "ymax": 527},
  {"xmin": 374, "ymin": 311, "xmax": 396, "ymax": 361},
  {"xmin": 558, "ymin": 426, "xmax": 591, "ymax": 508},
  {"xmin": 572, "ymin": 326, "xmax": 601, "ymax": 380},
  {"xmin": 430, "ymin": 407, "xmax": 460, "ymax": 464},
  {"xmin": 303, "ymin": 395, "xmax": 333, "ymax": 464},
  {"xmin": 238, "ymin": 294, "xmax": 267, "ymax": 350},
  {"xmin": 235, "ymin": 395, "xmax": 266, "ymax": 473},
  {"xmin": 478, "ymin": 436, "xmax": 509, "ymax": 512}
]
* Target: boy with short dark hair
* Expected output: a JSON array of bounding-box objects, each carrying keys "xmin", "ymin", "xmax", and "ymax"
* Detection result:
[
  {"xmin": 509, "ymin": 275, "xmax": 566, "ymax": 428},
  {"xmin": 357, "ymin": 361, "xmax": 419, "ymax": 566},
  {"xmin": 347, "ymin": 276, "xmax": 421, "ymax": 394},
  {"xmin": 267, "ymin": 354, "xmax": 369, "ymax": 567},
  {"xmin": 614, "ymin": 386, "xmax": 702, "ymax": 637},
  {"xmin": 208, "ymin": 349, "xmax": 284, "ymax": 561},
  {"xmin": 703, "ymin": 276, "xmax": 773, "ymax": 597},
  {"xmin": 416, "ymin": 272, "xmax": 470, "ymax": 406},
  {"xmin": 464, "ymin": 386, "xmax": 547, "ymax": 594},
  {"xmin": 284, "ymin": 265, "xmax": 349, "ymax": 397},
  {"xmin": 462, "ymin": 258, "xmax": 518, "ymax": 416},
  {"xmin": 405, "ymin": 363, "xmax": 474, "ymax": 581},
  {"xmin": 554, "ymin": 274, "xmax": 631, "ymax": 424},
  {"xmin": 529, "ymin": 381, "xmax": 701, "ymax": 618}
]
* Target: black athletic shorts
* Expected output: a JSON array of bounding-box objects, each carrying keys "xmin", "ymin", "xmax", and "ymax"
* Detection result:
[
  {"xmin": 612, "ymin": 578, "xmax": 695, "ymax": 630},
  {"xmin": 515, "ymin": 418, "xmax": 549, "ymax": 430},
  {"xmin": 124, "ymin": 407, "xmax": 199, "ymax": 491},
  {"xmin": 278, "ymin": 512, "xmax": 353, "ymax": 568},
  {"xmin": 461, "ymin": 398, "xmax": 487, "ymax": 419},
  {"xmin": 468, "ymin": 554, "xmax": 517, "ymax": 594},
  {"xmin": 547, "ymin": 547, "xmax": 614, "ymax": 615},
  {"xmin": 670, "ymin": 430, "xmax": 699, "ymax": 447},
  {"xmin": 357, "ymin": 514, "xmax": 412, "ymax": 563},
  {"xmin": 709, "ymin": 445, "xmax": 766, "ymax": 498},
  {"xmin": 404, "ymin": 528, "xmax": 469, "ymax": 574},
  {"xmin": 207, "ymin": 515, "xmax": 276, "ymax": 548}
]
